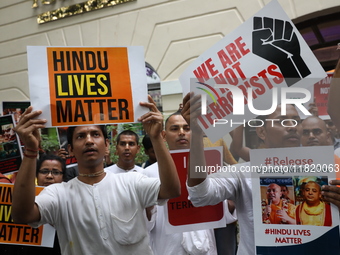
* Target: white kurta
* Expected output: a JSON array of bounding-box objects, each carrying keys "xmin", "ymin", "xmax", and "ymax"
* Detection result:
[
  {"xmin": 187, "ymin": 162, "xmax": 255, "ymax": 255},
  {"xmin": 144, "ymin": 163, "xmax": 217, "ymax": 255},
  {"xmin": 31, "ymin": 171, "xmax": 160, "ymax": 255},
  {"xmin": 105, "ymin": 164, "xmax": 144, "ymax": 174}
]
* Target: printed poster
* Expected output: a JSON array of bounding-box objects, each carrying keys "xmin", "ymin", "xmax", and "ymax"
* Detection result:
[
  {"xmin": 250, "ymin": 146, "xmax": 340, "ymax": 254},
  {"xmin": 179, "ymin": 0, "xmax": 327, "ymax": 142},
  {"xmin": 27, "ymin": 46, "xmax": 148, "ymax": 127},
  {"xmin": 313, "ymin": 72, "xmax": 333, "ymax": 117},
  {"xmin": 2, "ymin": 101, "xmax": 30, "ymax": 125},
  {"xmin": 0, "ymin": 115, "xmax": 22, "ymax": 174},
  {"xmin": 164, "ymin": 147, "xmax": 226, "ymax": 234},
  {"xmin": 0, "ymin": 183, "xmax": 55, "ymax": 247}
]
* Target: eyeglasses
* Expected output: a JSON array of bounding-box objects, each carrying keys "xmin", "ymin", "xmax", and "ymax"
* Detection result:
[{"xmin": 38, "ymin": 170, "xmax": 63, "ymax": 176}]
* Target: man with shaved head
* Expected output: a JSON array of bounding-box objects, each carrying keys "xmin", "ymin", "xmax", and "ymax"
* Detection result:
[{"xmin": 301, "ymin": 116, "xmax": 332, "ymax": 147}]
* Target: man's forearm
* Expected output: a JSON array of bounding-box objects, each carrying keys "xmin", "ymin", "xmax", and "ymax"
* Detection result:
[
  {"xmin": 151, "ymin": 134, "xmax": 180, "ymax": 199},
  {"xmin": 188, "ymin": 130, "xmax": 207, "ymax": 187}
]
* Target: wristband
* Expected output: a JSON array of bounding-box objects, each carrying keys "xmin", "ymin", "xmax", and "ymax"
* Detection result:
[
  {"xmin": 24, "ymin": 147, "xmax": 45, "ymax": 153},
  {"xmin": 23, "ymin": 152, "xmax": 38, "ymax": 158},
  {"xmin": 25, "ymin": 148, "xmax": 39, "ymax": 152}
]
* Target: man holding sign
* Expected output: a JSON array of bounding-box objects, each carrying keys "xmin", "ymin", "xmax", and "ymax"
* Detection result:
[
  {"xmin": 12, "ymin": 96, "xmax": 180, "ymax": 255},
  {"xmin": 143, "ymin": 111, "xmax": 218, "ymax": 255},
  {"xmin": 181, "ymin": 93, "xmax": 302, "ymax": 254}
]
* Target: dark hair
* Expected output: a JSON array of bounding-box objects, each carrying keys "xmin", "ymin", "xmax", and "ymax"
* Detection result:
[
  {"xmin": 142, "ymin": 134, "xmax": 153, "ymax": 150},
  {"xmin": 36, "ymin": 154, "xmax": 66, "ymax": 180},
  {"xmin": 165, "ymin": 110, "xmax": 183, "ymax": 129},
  {"xmin": 116, "ymin": 130, "xmax": 139, "ymax": 145},
  {"xmin": 67, "ymin": 125, "xmax": 108, "ymax": 148}
]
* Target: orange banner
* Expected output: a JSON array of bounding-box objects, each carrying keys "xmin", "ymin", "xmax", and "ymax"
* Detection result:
[
  {"xmin": 47, "ymin": 47, "xmax": 134, "ymax": 126},
  {"xmin": 0, "ymin": 184, "xmax": 45, "ymax": 245}
]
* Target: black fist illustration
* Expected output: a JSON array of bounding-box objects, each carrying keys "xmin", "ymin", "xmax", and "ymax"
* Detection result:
[{"xmin": 252, "ymin": 17, "xmax": 311, "ymax": 86}]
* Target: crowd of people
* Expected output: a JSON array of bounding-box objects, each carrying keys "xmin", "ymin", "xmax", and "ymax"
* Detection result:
[{"xmin": 0, "ymin": 58, "xmax": 340, "ymax": 254}]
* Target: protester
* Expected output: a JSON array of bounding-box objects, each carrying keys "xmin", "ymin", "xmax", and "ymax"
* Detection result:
[
  {"xmin": 141, "ymin": 134, "xmax": 157, "ymax": 168},
  {"xmin": 57, "ymin": 148, "xmax": 79, "ymax": 181},
  {"xmin": 1, "ymin": 154, "xmax": 65, "ymax": 255},
  {"xmin": 300, "ymin": 116, "xmax": 333, "ymax": 146},
  {"xmin": 12, "ymin": 96, "xmax": 180, "ymax": 255},
  {"xmin": 105, "ymin": 130, "xmax": 143, "ymax": 173},
  {"xmin": 202, "ymin": 135, "xmax": 238, "ymax": 254},
  {"xmin": 36, "ymin": 154, "xmax": 66, "ymax": 186},
  {"xmin": 143, "ymin": 111, "xmax": 219, "ymax": 255},
  {"xmin": 33, "ymin": 154, "xmax": 65, "ymax": 254},
  {"xmin": 58, "ymin": 143, "xmax": 113, "ymax": 180},
  {"xmin": 181, "ymin": 93, "xmax": 302, "ymax": 254}
]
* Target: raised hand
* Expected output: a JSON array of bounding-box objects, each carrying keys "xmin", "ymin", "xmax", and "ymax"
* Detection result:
[
  {"xmin": 14, "ymin": 106, "xmax": 46, "ymax": 151},
  {"xmin": 57, "ymin": 148, "xmax": 68, "ymax": 160},
  {"xmin": 252, "ymin": 17, "xmax": 311, "ymax": 86},
  {"xmin": 138, "ymin": 95, "xmax": 163, "ymax": 139},
  {"xmin": 181, "ymin": 92, "xmax": 203, "ymax": 134}
]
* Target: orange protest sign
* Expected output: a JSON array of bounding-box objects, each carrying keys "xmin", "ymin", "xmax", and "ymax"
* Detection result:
[
  {"xmin": 46, "ymin": 47, "xmax": 134, "ymax": 126},
  {"xmin": 0, "ymin": 184, "xmax": 52, "ymax": 246}
]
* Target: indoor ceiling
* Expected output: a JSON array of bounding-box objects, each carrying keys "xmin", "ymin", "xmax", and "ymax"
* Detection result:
[{"xmin": 296, "ymin": 11, "xmax": 340, "ymax": 71}]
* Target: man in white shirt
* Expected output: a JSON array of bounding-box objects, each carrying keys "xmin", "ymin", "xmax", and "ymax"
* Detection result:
[
  {"xmin": 12, "ymin": 96, "xmax": 180, "ymax": 255},
  {"xmin": 182, "ymin": 93, "xmax": 303, "ymax": 255},
  {"xmin": 105, "ymin": 130, "xmax": 144, "ymax": 173},
  {"xmin": 144, "ymin": 110, "xmax": 218, "ymax": 255}
]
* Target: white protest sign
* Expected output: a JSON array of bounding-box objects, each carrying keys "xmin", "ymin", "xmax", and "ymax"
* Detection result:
[
  {"xmin": 250, "ymin": 146, "xmax": 340, "ymax": 254},
  {"xmin": 179, "ymin": 0, "xmax": 326, "ymax": 142}
]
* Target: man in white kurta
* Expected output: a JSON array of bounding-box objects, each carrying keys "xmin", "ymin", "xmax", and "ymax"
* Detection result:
[
  {"xmin": 182, "ymin": 94, "xmax": 303, "ymax": 255},
  {"xmin": 12, "ymin": 98, "xmax": 180, "ymax": 255},
  {"xmin": 32, "ymin": 171, "xmax": 159, "ymax": 254},
  {"xmin": 143, "ymin": 112, "xmax": 218, "ymax": 255}
]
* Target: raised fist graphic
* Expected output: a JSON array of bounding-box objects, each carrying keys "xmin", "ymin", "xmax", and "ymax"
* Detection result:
[{"xmin": 252, "ymin": 17, "xmax": 311, "ymax": 86}]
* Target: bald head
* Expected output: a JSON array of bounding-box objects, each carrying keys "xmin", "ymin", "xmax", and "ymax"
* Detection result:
[
  {"xmin": 162, "ymin": 114, "xmax": 191, "ymax": 150},
  {"xmin": 301, "ymin": 116, "xmax": 332, "ymax": 146}
]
